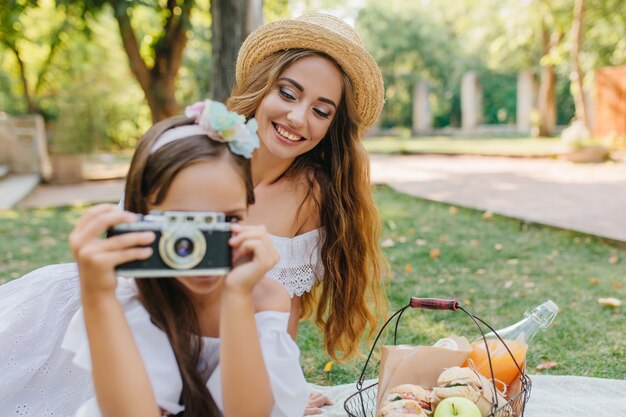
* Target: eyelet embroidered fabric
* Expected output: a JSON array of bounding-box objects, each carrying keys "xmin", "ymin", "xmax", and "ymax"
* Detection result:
[
  {"xmin": 0, "ymin": 263, "xmax": 91, "ymax": 416},
  {"xmin": 267, "ymin": 228, "xmax": 324, "ymax": 297}
]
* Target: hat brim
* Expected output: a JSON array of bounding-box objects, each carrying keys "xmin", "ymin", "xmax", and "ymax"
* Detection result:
[{"xmin": 236, "ymin": 20, "xmax": 384, "ymax": 132}]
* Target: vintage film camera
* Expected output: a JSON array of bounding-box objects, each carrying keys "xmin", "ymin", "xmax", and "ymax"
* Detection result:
[{"xmin": 107, "ymin": 211, "xmax": 232, "ymax": 277}]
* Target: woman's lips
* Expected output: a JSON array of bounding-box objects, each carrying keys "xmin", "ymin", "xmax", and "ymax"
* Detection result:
[{"xmin": 272, "ymin": 122, "xmax": 304, "ymax": 145}]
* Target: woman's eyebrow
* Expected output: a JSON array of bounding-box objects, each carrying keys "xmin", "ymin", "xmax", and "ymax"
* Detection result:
[
  {"xmin": 318, "ymin": 97, "xmax": 337, "ymax": 109},
  {"xmin": 278, "ymin": 77, "xmax": 337, "ymax": 109},
  {"xmin": 278, "ymin": 77, "xmax": 304, "ymax": 91}
]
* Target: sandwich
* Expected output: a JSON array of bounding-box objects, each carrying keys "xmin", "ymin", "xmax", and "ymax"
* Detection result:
[
  {"xmin": 433, "ymin": 366, "xmax": 508, "ymax": 417},
  {"xmin": 377, "ymin": 399, "xmax": 429, "ymax": 417},
  {"xmin": 383, "ymin": 384, "xmax": 433, "ymax": 413}
]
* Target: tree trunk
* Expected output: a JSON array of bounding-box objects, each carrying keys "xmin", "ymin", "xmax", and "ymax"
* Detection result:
[
  {"xmin": 10, "ymin": 45, "xmax": 38, "ymax": 113},
  {"xmin": 537, "ymin": 28, "xmax": 559, "ymax": 137},
  {"xmin": 570, "ymin": 0, "xmax": 587, "ymax": 128},
  {"xmin": 537, "ymin": 65, "xmax": 557, "ymax": 136},
  {"xmin": 144, "ymin": 77, "xmax": 181, "ymax": 123},
  {"xmin": 111, "ymin": 0, "xmax": 191, "ymax": 122},
  {"xmin": 211, "ymin": 0, "xmax": 248, "ymax": 102}
]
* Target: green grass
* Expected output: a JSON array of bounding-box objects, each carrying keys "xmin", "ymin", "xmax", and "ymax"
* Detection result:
[
  {"xmin": 364, "ymin": 136, "xmax": 564, "ymax": 157},
  {"xmin": 1, "ymin": 187, "xmax": 624, "ymax": 386},
  {"xmin": 0, "ymin": 206, "xmax": 83, "ymax": 282},
  {"xmin": 298, "ymin": 186, "xmax": 625, "ymax": 385}
]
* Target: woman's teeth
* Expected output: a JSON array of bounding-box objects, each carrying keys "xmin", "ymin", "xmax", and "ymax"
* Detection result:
[{"xmin": 276, "ymin": 124, "xmax": 302, "ymax": 142}]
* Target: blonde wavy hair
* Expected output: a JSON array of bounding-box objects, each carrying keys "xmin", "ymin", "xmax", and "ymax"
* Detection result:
[{"xmin": 228, "ymin": 49, "xmax": 389, "ymax": 361}]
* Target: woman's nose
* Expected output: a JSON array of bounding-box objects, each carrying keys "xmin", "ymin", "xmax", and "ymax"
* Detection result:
[{"xmin": 286, "ymin": 105, "xmax": 306, "ymax": 128}]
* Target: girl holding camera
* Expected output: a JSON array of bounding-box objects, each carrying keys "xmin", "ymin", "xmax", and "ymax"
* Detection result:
[{"xmin": 65, "ymin": 102, "xmax": 308, "ymax": 417}]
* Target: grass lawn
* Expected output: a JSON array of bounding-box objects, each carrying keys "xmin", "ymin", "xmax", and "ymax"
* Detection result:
[
  {"xmin": 1, "ymin": 186, "xmax": 624, "ymax": 387},
  {"xmin": 364, "ymin": 136, "xmax": 564, "ymax": 157}
]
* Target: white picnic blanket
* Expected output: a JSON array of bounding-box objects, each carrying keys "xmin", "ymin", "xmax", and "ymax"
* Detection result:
[{"xmin": 309, "ymin": 375, "xmax": 626, "ymax": 416}]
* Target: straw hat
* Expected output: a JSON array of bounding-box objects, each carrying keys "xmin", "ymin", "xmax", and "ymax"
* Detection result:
[{"xmin": 236, "ymin": 13, "xmax": 384, "ymax": 132}]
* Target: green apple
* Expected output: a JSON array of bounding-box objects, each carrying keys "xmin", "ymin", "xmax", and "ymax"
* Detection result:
[{"xmin": 434, "ymin": 397, "xmax": 482, "ymax": 417}]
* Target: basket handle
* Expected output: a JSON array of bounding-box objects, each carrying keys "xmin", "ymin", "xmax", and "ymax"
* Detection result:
[{"xmin": 410, "ymin": 297, "xmax": 459, "ymax": 311}]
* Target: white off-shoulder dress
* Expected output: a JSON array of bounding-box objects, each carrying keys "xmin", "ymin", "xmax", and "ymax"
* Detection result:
[{"xmin": 0, "ymin": 231, "xmax": 323, "ymax": 417}]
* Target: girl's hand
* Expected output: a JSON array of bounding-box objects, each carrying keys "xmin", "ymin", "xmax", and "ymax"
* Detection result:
[
  {"xmin": 226, "ymin": 224, "xmax": 280, "ymax": 293},
  {"xmin": 304, "ymin": 392, "xmax": 335, "ymax": 415},
  {"xmin": 69, "ymin": 204, "xmax": 155, "ymax": 297}
]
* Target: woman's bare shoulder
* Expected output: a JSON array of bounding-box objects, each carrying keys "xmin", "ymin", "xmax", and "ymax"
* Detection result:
[{"xmin": 252, "ymin": 277, "xmax": 291, "ymax": 313}]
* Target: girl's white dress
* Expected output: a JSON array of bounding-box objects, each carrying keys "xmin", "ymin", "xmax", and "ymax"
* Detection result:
[{"xmin": 0, "ymin": 231, "xmax": 322, "ymax": 417}]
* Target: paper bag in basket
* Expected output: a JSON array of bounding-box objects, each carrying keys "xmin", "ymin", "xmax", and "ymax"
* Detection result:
[{"xmin": 376, "ymin": 336, "xmax": 472, "ymax": 408}]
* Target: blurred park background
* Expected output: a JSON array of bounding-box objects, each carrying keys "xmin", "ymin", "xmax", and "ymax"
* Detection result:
[
  {"xmin": 1, "ymin": 0, "xmax": 625, "ymax": 383},
  {"xmin": 1, "ymin": 0, "xmax": 625, "ymax": 177}
]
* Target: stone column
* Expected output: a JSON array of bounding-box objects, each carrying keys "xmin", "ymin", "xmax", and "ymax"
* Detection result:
[
  {"xmin": 461, "ymin": 72, "xmax": 482, "ymax": 132},
  {"xmin": 516, "ymin": 70, "xmax": 536, "ymax": 133},
  {"xmin": 412, "ymin": 79, "xmax": 433, "ymax": 134}
]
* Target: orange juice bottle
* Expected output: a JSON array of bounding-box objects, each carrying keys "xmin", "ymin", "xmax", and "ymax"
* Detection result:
[
  {"xmin": 465, "ymin": 300, "xmax": 558, "ymax": 385},
  {"xmin": 466, "ymin": 339, "xmax": 528, "ymax": 385}
]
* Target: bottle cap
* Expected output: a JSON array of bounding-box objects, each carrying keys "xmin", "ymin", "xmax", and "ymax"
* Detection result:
[{"xmin": 526, "ymin": 300, "xmax": 559, "ymax": 330}]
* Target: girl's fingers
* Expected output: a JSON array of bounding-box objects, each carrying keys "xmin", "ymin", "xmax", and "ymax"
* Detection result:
[
  {"xmin": 229, "ymin": 227, "xmax": 273, "ymax": 249},
  {"xmin": 71, "ymin": 210, "xmax": 138, "ymax": 248},
  {"xmin": 229, "ymin": 224, "xmax": 268, "ymax": 240},
  {"xmin": 87, "ymin": 246, "xmax": 153, "ymax": 269},
  {"xmin": 236, "ymin": 238, "xmax": 279, "ymax": 269},
  {"xmin": 99, "ymin": 231, "xmax": 155, "ymax": 252},
  {"xmin": 308, "ymin": 392, "xmax": 334, "ymax": 407},
  {"xmin": 74, "ymin": 204, "xmax": 124, "ymax": 231},
  {"xmin": 107, "ymin": 247, "xmax": 154, "ymax": 266}
]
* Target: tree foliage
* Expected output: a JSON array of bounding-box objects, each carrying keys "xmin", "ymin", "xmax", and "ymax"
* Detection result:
[
  {"xmin": 0, "ymin": 0, "xmax": 74, "ymax": 114},
  {"xmin": 357, "ymin": 0, "xmax": 467, "ymax": 127},
  {"xmin": 1, "ymin": 0, "xmax": 624, "ymax": 150},
  {"xmin": 55, "ymin": 0, "xmax": 195, "ymax": 122},
  {"xmin": 357, "ymin": 0, "xmax": 624, "ymax": 130}
]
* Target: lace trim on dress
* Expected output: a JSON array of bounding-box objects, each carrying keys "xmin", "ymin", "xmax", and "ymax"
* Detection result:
[{"xmin": 268, "ymin": 229, "xmax": 324, "ymax": 297}]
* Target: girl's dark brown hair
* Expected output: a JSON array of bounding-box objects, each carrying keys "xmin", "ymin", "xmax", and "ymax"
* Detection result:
[
  {"xmin": 123, "ymin": 116, "xmax": 254, "ymax": 417},
  {"xmin": 228, "ymin": 49, "xmax": 389, "ymax": 361}
]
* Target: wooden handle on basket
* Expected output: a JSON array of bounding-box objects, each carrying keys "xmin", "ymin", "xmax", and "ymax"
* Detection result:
[{"xmin": 409, "ymin": 297, "xmax": 459, "ymax": 311}]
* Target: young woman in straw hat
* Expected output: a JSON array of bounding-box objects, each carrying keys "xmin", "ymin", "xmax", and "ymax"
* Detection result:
[{"xmin": 229, "ymin": 10, "xmax": 388, "ymax": 373}]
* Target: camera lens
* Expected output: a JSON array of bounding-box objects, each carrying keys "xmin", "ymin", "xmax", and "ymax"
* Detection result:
[
  {"xmin": 174, "ymin": 238, "xmax": 194, "ymax": 257},
  {"xmin": 160, "ymin": 225, "xmax": 206, "ymax": 270}
]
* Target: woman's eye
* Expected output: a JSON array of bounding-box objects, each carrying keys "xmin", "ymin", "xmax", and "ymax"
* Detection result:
[
  {"xmin": 225, "ymin": 216, "xmax": 242, "ymax": 223},
  {"xmin": 278, "ymin": 87, "xmax": 296, "ymax": 100},
  {"xmin": 314, "ymin": 108, "xmax": 330, "ymax": 119}
]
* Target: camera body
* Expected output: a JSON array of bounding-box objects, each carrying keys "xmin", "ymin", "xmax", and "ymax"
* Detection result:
[{"xmin": 107, "ymin": 211, "xmax": 232, "ymax": 278}]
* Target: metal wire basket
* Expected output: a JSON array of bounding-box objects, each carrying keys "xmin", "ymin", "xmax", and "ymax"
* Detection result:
[{"xmin": 344, "ymin": 298, "xmax": 532, "ymax": 417}]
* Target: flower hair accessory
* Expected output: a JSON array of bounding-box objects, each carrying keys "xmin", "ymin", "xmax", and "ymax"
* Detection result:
[{"xmin": 150, "ymin": 100, "xmax": 259, "ymax": 158}]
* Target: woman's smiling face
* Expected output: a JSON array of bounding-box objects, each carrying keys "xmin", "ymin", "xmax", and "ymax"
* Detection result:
[{"xmin": 254, "ymin": 55, "xmax": 343, "ymax": 161}]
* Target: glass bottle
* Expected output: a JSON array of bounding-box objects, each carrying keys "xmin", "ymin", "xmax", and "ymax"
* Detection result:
[{"xmin": 465, "ymin": 300, "xmax": 559, "ymax": 385}]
